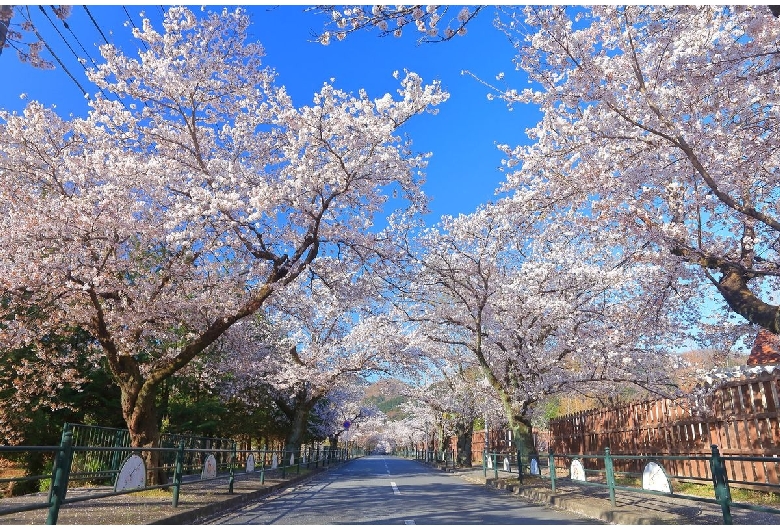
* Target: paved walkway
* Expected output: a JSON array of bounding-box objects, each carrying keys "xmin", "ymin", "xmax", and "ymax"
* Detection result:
[{"xmin": 0, "ymin": 465, "xmax": 328, "ymax": 525}]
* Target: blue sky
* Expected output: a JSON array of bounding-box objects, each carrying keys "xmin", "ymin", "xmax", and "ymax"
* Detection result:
[{"xmin": 1, "ymin": 5, "xmax": 539, "ymax": 223}]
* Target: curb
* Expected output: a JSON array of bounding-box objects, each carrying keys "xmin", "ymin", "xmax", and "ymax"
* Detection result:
[
  {"xmin": 483, "ymin": 480, "xmax": 683, "ymax": 525},
  {"xmin": 149, "ymin": 464, "xmax": 339, "ymax": 525},
  {"xmin": 417, "ymin": 460, "xmax": 685, "ymax": 525}
]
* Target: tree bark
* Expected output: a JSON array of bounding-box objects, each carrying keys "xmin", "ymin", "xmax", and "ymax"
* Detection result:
[
  {"xmin": 121, "ymin": 382, "xmax": 168, "ymax": 485},
  {"xmin": 454, "ymin": 417, "xmax": 474, "ymax": 467},
  {"xmin": 283, "ymin": 402, "xmax": 314, "ymax": 458},
  {"xmin": 510, "ymin": 418, "xmax": 535, "ymax": 456},
  {"xmin": 714, "ymin": 268, "xmax": 780, "ymax": 334},
  {"xmin": 436, "ymin": 420, "xmax": 447, "ymax": 456},
  {"xmin": 496, "ymin": 393, "xmax": 534, "ymax": 455}
]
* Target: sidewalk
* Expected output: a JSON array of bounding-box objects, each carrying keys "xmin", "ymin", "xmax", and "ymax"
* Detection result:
[
  {"xmin": 0, "ymin": 464, "xmax": 334, "ymax": 525},
  {"xmin": 427, "ymin": 461, "xmax": 780, "ymax": 525}
]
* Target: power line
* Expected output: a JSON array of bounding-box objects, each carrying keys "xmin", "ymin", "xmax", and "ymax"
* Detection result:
[
  {"xmin": 49, "ymin": 5, "xmax": 100, "ymax": 68},
  {"xmin": 122, "ymin": 6, "xmax": 148, "ymax": 51},
  {"xmin": 42, "ymin": 6, "xmax": 115, "ymax": 102},
  {"xmin": 38, "ymin": 6, "xmax": 88, "ymax": 72},
  {"xmin": 28, "ymin": 20, "xmax": 89, "ymax": 97},
  {"xmin": 83, "ymin": 5, "xmax": 110, "ymax": 45}
]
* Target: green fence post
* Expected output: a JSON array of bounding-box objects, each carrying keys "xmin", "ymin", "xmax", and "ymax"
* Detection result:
[
  {"xmin": 710, "ymin": 445, "xmax": 733, "ymax": 525},
  {"xmin": 548, "ymin": 453, "xmax": 556, "ymax": 493},
  {"xmin": 228, "ymin": 442, "xmax": 237, "ymax": 494},
  {"xmin": 483, "ymin": 451, "xmax": 487, "ymax": 478},
  {"xmin": 297, "ymin": 452, "xmax": 301, "ymax": 475},
  {"xmin": 46, "ymin": 425, "xmax": 75, "ymax": 525},
  {"xmin": 260, "ymin": 447, "xmax": 266, "ymax": 485},
  {"xmin": 172, "ymin": 440, "xmax": 185, "ymax": 508},
  {"xmin": 604, "ymin": 447, "xmax": 616, "ymax": 507},
  {"xmin": 494, "ymin": 453, "xmax": 498, "ymax": 480},
  {"xmin": 282, "ymin": 451, "xmax": 287, "ymax": 479},
  {"xmin": 517, "ymin": 449, "xmax": 524, "ymax": 485}
]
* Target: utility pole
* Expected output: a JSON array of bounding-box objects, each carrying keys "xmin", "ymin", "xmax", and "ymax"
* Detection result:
[{"xmin": 0, "ymin": 5, "xmax": 14, "ymax": 56}]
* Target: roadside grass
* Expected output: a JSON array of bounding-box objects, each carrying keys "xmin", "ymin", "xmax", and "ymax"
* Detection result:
[
  {"xmin": 129, "ymin": 488, "xmax": 172, "ymax": 498},
  {"xmin": 672, "ymin": 481, "xmax": 780, "ymax": 507}
]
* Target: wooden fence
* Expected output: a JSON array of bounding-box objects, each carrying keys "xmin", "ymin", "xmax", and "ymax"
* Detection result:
[{"xmin": 549, "ymin": 371, "xmax": 780, "ymax": 485}]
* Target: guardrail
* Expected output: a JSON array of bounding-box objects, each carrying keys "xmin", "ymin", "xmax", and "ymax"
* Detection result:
[
  {"xmin": 401, "ymin": 449, "xmax": 456, "ymax": 466},
  {"xmin": 480, "ymin": 450, "xmax": 541, "ymax": 483},
  {"xmin": 0, "ymin": 425, "xmax": 360, "ymax": 524},
  {"xmin": 481, "ymin": 446, "xmax": 780, "ymax": 525}
]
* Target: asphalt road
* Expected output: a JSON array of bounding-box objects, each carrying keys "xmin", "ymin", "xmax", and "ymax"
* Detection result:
[{"xmin": 202, "ymin": 455, "xmax": 600, "ymax": 525}]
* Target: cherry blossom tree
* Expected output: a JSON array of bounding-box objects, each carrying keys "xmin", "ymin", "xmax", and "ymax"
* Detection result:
[
  {"xmin": 310, "ymin": 385, "xmax": 376, "ymax": 449},
  {"xmin": 0, "ymin": 6, "xmax": 446, "ymax": 481},
  {"xmin": 491, "ymin": 5, "xmax": 780, "ymax": 334},
  {"xmin": 312, "ymin": 5, "xmax": 485, "ymax": 44},
  {"xmin": 315, "ymin": 6, "xmax": 780, "ymax": 335},
  {"xmin": 215, "ymin": 261, "xmax": 422, "ymax": 456},
  {"xmin": 400, "ymin": 199, "xmax": 687, "ymax": 454},
  {"xmin": 401, "ymin": 345, "xmax": 502, "ymax": 465}
]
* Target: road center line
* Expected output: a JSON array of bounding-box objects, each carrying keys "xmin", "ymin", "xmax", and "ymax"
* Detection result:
[{"xmin": 390, "ymin": 481, "xmax": 400, "ymax": 495}]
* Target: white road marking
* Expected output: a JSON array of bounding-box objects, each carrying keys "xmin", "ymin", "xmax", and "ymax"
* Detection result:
[
  {"xmin": 390, "ymin": 481, "xmax": 400, "ymax": 495},
  {"xmin": 404, "ymin": 520, "xmax": 415, "ymax": 525}
]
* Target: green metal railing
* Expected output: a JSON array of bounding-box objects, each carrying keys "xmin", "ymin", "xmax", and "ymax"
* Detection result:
[
  {"xmin": 0, "ymin": 424, "xmax": 358, "ymax": 524},
  {"xmin": 403, "ymin": 443, "xmax": 780, "ymax": 525},
  {"xmin": 481, "ymin": 449, "xmax": 542, "ymax": 484},
  {"xmin": 406, "ymin": 449, "xmax": 456, "ymax": 466},
  {"xmin": 547, "ymin": 445, "xmax": 780, "ymax": 525}
]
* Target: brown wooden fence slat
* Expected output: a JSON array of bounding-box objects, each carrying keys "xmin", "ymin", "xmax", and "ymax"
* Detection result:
[{"xmin": 544, "ymin": 370, "xmax": 780, "ymax": 490}]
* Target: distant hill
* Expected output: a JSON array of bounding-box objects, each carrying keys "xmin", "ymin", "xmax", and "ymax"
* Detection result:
[{"xmin": 364, "ymin": 379, "xmax": 410, "ymax": 420}]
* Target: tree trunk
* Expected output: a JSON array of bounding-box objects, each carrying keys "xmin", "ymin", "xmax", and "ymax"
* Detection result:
[
  {"xmin": 121, "ymin": 383, "xmax": 167, "ymax": 485},
  {"xmin": 455, "ymin": 417, "xmax": 474, "ymax": 467},
  {"xmin": 496, "ymin": 391, "xmax": 534, "ymax": 455},
  {"xmin": 436, "ymin": 421, "xmax": 447, "ymax": 457},
  {"xmin": 509, "ymin": 416, "xmax": 534, "ymax": 456},
  {"xmin": 284, "ymin": 403, "xmax": 313, "ymax": 458},
  {"xmin": 715, "ymin": 268, "xmax": 780, "ymax": 333}
]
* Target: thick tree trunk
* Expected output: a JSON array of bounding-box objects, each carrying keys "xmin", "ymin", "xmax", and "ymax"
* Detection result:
[
  {"xmin": 672, "ymin": 247, "xmax": 780, "ymax": 333},
  {"xmin": 436, "ymin": 421, "xmax": 447, "ymax": 456},
  {"xmin": 284, "ymin": 404, "xmax": 313, "ymax": 458},
  {"xmin": 496, "ymin": 392, "xmax": 534, "ymax": 455},
  {"xmin": 509, "ymin": 416, "xmax": 534, "ymax": 456},
  {"xmin": 121, "ymin": 383, "xmax": 167, "ymax": 485},
  {"xmin": 455, "ymin": 418, "xmax": 474, "ymax": 467}
]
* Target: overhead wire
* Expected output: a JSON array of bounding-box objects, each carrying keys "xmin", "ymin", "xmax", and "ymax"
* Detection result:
[
  {"xmin": 42, "ymin": 5, "xmax": 117, "ymax": 102},
  {"xmin": 122, "ymin": 6, "xmax": 148, "ymax": 51},
  {"xmin": 49, "ymin": 5, "xmax": 100, "ymax": 69},
  {"xmin": 19, "ymin": 7, "xmax": 88, "ymax": 97},
  {"xmin": 38, "ymin": 6, "xmax": 88, "ymax": 72},
  {"xmin": 83, "ymin": 5, "xmax": 110, "ymax": 45}
]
